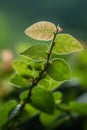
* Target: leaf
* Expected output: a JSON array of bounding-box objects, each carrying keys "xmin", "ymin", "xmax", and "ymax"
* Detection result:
[
  {"xmin": 19, "ymin": 55, "xmax": 32, "ymax": 63},
  {"xmin": 18, "ymin": 104, "xmax": 39, "ymax": 124},
  {"xmin": 25, "ymin": 21, "xmax": 56, "ymax": 41},
  {"xmin": 53, "ymin": 92, "xmax": 62, "ymax": 104},
  {"xmin": 30, "ymin": 87, "xmax": 55, "ymax": 114},
  {"xmin": 58, "ymin": 104, "xmax": 70, "ymax": 112},
  {"xmin": 20, "ymin": 87, "xmax": 55, "ymax": 114},
  {"xmin": 46, "ymin": 58, "xmax": 70, "ymax": 81},
  {"xmin": 0, "ymin": 100, "xmax": 17, "ymax": 127},
  {"xmin": 69, "ymin": 102, "xmax": 87, "ymax": 115},
  {"xmin": 39, "ymin": 109, "xmax": 62, "ymax": 126},
  {"xmin": 12, "ymin": 60, "xmax": 32, "ymax": 78},
  {"xmin": 33, "ymin": 61, "xmax": 45, "ymax": 71},
  {"xmin": 20, "ymin": 91, "xmax": 29, "ymax": 100},
  {"xmin": 53, "ymin": 34, "xmax": 83, "ymax": 54},
  {"xmin": 39, "ymin": 75, "xmax": 61, "ymax": 91},
  {"xmin": 10, "ymin": 74, "xmax": 30, "ymax": 87},
  {"xmin": 21, "ymin": 44, "xmax": 48, "ymax": 61},
  {"xmin": 8, "ymin": 103, "xmax": 39, "ymax": 127}
]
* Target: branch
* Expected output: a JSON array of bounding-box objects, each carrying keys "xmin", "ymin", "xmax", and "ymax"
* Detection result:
[
  {"xmin": 4, "ymin": 26, "xmax": 62, "ymax": 128},
  {"xmin": 19, "ymin": 28, "xmax": 58, "ymax": 110}
]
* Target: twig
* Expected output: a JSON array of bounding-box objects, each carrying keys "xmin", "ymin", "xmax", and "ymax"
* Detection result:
[
  {"xmin": 4, "ymin": 27, "xmax": 60, "ymax": 129},
  {"xmin": 19, "ymin": 28, "xmax": 58, "ymax": 110}
]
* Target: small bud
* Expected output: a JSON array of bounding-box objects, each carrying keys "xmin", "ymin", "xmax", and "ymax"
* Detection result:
[
  {"xmin": 46, "ymin": 51, "xmax": 50, "ymax": 55},
  {"xmin": 57, "ymin": 25, "xmax": 63, "ymax": 33}
]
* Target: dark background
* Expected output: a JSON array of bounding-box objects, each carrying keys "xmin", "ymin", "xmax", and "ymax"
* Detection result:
[{"xmin": 0, "ymin": 0, "xmax": 87, "ymax": 51}]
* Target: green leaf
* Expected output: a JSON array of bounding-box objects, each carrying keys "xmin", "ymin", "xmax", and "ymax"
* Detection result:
[
  {"xmin": 25, "ymin": 21, "xmax": 56, "ymax": 41},
  {"xmin": 46, "ymin": 58, "xmax": 70, "ymax": 81},
  {"xmin": 0, "ymin": 100, "xmax": 17, "ymax": 127},
  {"xmin": 30, "ymin": 87, "xmax": 55, "ymax": 114},
  {"xmin": 10, "ymin": 74, "xmax": 30, "ymax": 87},
  {"xmin": 20, "ymin": 87, "xmax": 55, "ymax": 114},
  {"xmin": 18, "ymin": 55, "xmax": 32, "ymax": 63},
  {"xmin": 21, "ymin": 44, "xmax": 48, "ymax": 61},
  {"xmin": 8, "ymin": 103, "xmax": 39, "ymax": 127},
  {"xmin": 57, "ymin": 104, "xmax": 70, "ymax": 112},
  {"xmin": 53, "ymin": 92, "xmax": 63, "ymax": 104},
  {"xmin": 24, "ymin": 104, "xmax": 39, "ymax": 118},
  {"xmin": 69, "ymin": 102, "xmax": 87, "ymax": 115},
  {"xmin": 53, "ymin": 34, "xmax": 83, "ymax": 54},
  {"xmin": 39, "ymin": 75, "xmax": 61, "ymax": 91},
  {"xmin": 20, "ymin": 91, "xmax": 29, "ymax": 100},
  {"xmin": 18, "ymin": 104, "xmax": 39, "ymax": 123},
  {"xmin": 39, "ymin": 109, "xmax": 62, "ymax": 126},
  {"xmin": 12, "ymin": 60, "xmax": 32, "ymax": 78},
  {"xmin": 33, "ymin": 61, "xmax": 45, "ymax": 71}
]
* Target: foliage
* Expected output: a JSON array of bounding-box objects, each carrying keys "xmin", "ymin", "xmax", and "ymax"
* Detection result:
[{"xmin": 0, "ymin": 21, "xmax": 85, "ymax": 130}]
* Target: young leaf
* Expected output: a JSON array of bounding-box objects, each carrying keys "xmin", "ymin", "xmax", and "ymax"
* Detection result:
[
  {"xmin": 10, "ymin": 73, "xmax": 30, "ymax": 88},
  {"xmin": 0, "ymin": 100, "xmax": 17, "ymax": 127},
  {"xmin": 30, "ymin": 87, "xmax": 55, "ymax": 114},
  {"xmin": 53, "ymin": 34, "xmax": 83, "ymax": 54},
  {"xmin": 12, "ymin": 60, "xmax": 32, "ymax": 78},
  {"xmin": 21, "ymin": 44, "xmax": 48, "ymax": 61},
  {"xmin": 46, "ymin": 58, "xmax": 70, "ymax": 81},
  {"xmin": 39, "ymin": 75, "xmax": 61, "ymax": 91},
  {"xmin": 25, "ymin": 21, "xmax": 56, "ymax": 41}
]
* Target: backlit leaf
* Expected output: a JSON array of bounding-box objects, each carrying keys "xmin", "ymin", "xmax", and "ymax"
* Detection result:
[
  {"xmin": 12, "ymin": 60, "xmax": 32, "ymax": 78},
  {"xmin": 39, "ymin": 75, "xmax": 61, "ymax": 91},
  {"xmin": 10, "ymin": 74, "xmax": 30, "ymax": 87},
  {"xmin": 30, "ymin": 87, "xmax": 55, "ymax": 114},
  {"xmin": 46, "ymin": 58, "xmax": 70, "ymax": 81},
  {"xmin": 21, "ymin": 44, "xmax": 48, "ymax": 61},
  {"xmin": 53, "ymin": 34, "xmax": 83, "ymax": 54},
  {"xmin": 25, "ymin": 21, "xmax": 56, "ymax": 41}
]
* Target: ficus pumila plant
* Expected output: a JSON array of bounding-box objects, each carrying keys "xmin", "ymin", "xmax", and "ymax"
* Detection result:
[{"xmin": 0, "ymin": 21, "xmax": 83, "ymax": 129}]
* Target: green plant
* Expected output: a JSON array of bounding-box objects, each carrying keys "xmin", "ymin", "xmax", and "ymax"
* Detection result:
[{"xmin": 0, "ymin": 21, "xmax": 84, "ymax": 130}]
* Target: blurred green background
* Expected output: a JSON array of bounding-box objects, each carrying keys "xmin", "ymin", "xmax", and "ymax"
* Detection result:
[{"xmin": 0, "ymin": 0, "xmax": 87, "ymax": 51}]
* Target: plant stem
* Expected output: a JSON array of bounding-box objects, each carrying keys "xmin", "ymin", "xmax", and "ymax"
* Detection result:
[
  {"xmin": 5, "ymin": 27, "xmax": 59, "ymax": 128},
  {"xmin": 19, "ymin": 29, "xmax": 58, "ymax": 110}
]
